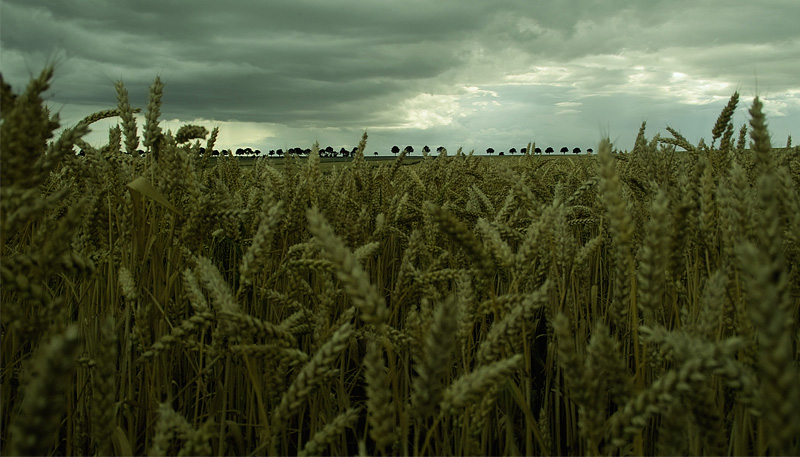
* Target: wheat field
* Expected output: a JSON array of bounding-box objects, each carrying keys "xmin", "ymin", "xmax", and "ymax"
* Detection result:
[{"xmin": 1, "ymin": 67, "xmax": 799, "ymax": 456}]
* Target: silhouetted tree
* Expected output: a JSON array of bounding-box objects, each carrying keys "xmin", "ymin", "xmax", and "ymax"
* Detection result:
[
  {"xmin": 268, "ymin": 150, "xmax": 275, "ymax": 157},
  {"xmin": 340, "ymin": 147, "xmax": 349, "ymax": 157},
  {"xmin": 509, "ymin": 148, "xmax": 517, "ymax": 155},
  {"xmin": 404, "ymin": 146, "xmax": 414, "ymax": 155},
  {"xmin": 499, "ymin": 151, "xmax": 505, "ymax": 155},
  {"xmin": 423, "ymin": 145, "xmax": 430, "ymax": 154},
  {"xmin": 573, "ymin": 147, "xmax": 581, "ymax": 154},
  {"xmin": 392, "ymin": 145, "xmax": 400, "ymax": 156},
  {"xmin": 276, "ymin": 149, "xmax": 284, "ymax": 157},
  {"xmin": 587, "ymin": 148, "xmax": 594, "ymax": 154},
  {"xmin": 535, "ymin": 147, "xmax": 542, "ymax": 154},
  {"xmin": 560, "ymin": 147, "xmax": 568, "ymax": 154},
  {"xmin": 254, "ymin": 149, "xmax": 261, "ymax": 156},
  {"xmin": 545, "ymin": 147, "xmax": 554, "ymax": 154},
  {"xmin": 486, "ymin": 148, "xmax": 494, "ymax": 155},
  {"xmin": 374, "ymin": 151, "xmax": 378, "ymax": 156}
]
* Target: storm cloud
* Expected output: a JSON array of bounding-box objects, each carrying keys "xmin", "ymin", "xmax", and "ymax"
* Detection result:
[{"xmin": 2, "ymin": 0, "xmax": 798, "ymax": 153}]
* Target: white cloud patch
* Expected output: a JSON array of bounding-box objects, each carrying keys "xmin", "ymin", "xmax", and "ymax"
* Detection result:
[
  {"xmin": 555, "ymin": 101, "xmax": 582, "ymax": 115},
  {"xmin": 762, "ymin": 99, "xmax": 790, "ymax": 118},
  {"xmin": 398, "ymin": 93, "xmax": 466, "ymax": 129},
  {"xmin": 502, "ymin": 67, "xmax": 575, "ymax": 87}
]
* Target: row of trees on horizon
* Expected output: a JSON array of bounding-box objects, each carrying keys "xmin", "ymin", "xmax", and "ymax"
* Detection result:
[{"xmin": 76, "ymin": 144, "xmax": 595, "ymax": 157}]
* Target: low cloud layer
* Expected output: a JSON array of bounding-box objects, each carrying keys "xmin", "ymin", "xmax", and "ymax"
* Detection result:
[{"xmin": 2, "ymin": 0, "xmax": 798, "ymax": 153}]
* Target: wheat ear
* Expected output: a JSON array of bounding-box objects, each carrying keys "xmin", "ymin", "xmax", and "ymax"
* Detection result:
[
  {"xmin": 365, "ymin": 335, "xmax": 397, "ymax": 452},
  {"xmin": 9, "ymin": 326, "xmax": 82, "ymax": 456},
  {"xmin": 271, "ymin": 319, "xmax": 354, "ymax": 436},
  {"xmin": 307, "ymin": 206, "xmax": 388, "ymax": 326},
  {"xmin": 299, "ymin": 407, "xmax": 362, "ymax": 457}
]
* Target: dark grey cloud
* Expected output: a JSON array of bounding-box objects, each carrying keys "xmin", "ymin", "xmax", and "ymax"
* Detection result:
[{"xmin": 2, "ymin": 0, "xmax": 798, "ymax": 153}]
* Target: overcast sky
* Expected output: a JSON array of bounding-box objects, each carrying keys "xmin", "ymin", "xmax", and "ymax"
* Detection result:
[{"xmin": 2, "ymin": 0, "xmax": 798, "ymax": 154}]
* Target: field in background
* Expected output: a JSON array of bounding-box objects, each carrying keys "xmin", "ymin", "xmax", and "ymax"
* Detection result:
[
  {"xmin": 220, "ymin": 154, "xmax": 425, "ymax": 172},
  {"xmin": 219, "ymin": 152, "xmax": 593, "ymax": 173},
  {"xmin": 2, "ymin": 69, "xmax": 799, "ymax": 456}
]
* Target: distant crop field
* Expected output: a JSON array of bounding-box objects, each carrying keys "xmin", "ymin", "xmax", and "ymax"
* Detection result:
[
  {"xmin": 215, "ymin": 152, "xmax": 596, "ymax": 174},
  {"xmin": 214, "ymin": 154, "xmax": 426, "ymax": 172},
  {"xmin": 2, "ymin": 68, "xmax": 799, "ymax": 456}
]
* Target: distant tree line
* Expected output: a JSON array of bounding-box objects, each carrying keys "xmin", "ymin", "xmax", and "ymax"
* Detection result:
[
  {"xmin": 77, "ymin": 144, "xmax": 595, "ymax": 157},
  {"xmin": 486, "ymin": 146, "xmax": 594, "ymax": 155}
]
